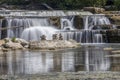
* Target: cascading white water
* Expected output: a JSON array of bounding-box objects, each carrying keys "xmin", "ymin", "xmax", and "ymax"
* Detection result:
[
  {"xmin": 0, "ymin": 11, "xmax": 113, "ymax": 43},
  {"xmin": 21, "ymin": 26, "xmax": 58, "ymax": 41},
  {"xmin": 94, "ymin": 34, "xmax": 103, "ymax": 43},
  {"xmin": 83, "ymin": 16, "xmax": 89, "ymax": 30},
  {"xmin": 58, "ymin": 14, "xmax": 112, "ymax": 43},
  {"xmin": 3, "ymin": 17, "xmax": 58, "ymax": 41},
  {"xmin": 61, "ymin": 17, "xmax": 74, "ymax": 30},
  {"xmin": 80, "ymin": 14, "xmax": 112, "ymax": 43},
  {"xmin": 88, "ymin": 15, "xmax": 111, "ymax": 30}
]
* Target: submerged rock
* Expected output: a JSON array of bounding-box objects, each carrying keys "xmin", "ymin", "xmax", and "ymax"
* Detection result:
[{"xmin": 29, "ymin": 40, "xmax": 80, "ymax": 50}]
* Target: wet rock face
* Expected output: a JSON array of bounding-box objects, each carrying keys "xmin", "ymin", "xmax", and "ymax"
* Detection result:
[
  {"xmin": 103, "ymin": 30, "xmax": 120, "ymax": 43},
  {"xmin": 92, "ymin": 24, "xmax": 113, "ymax": 30},
  {"xmin": 104, "ymin": 11, "xmax": 120, "ymax": 26},
  {"xmin": 109, "ymin": 16, "xmax": 120, "ymax": 25},
  {"xmin": 74, "ymin": 16, "xmax": 83, "ymax": 29},
  {"xmin": 49, "ymin": 17, "xmax": 61, "ymax": 29}
]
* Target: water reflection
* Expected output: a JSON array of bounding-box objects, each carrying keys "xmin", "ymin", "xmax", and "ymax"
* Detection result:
[
  {"xmin": 84, "ymin": 47, "xmax": 110, "ymax": 71},
  {"xmin": 0, "ymin": 45, "xmax": 118, "ymax": 75}
]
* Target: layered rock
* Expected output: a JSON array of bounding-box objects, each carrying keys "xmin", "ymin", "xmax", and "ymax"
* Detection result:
[{"xmin": 83, "ymin": 7, "xmax": 105, "ymax": 13}]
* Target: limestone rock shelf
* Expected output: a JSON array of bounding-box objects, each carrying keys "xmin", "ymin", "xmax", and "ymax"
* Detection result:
[
  {"xmin": 0, "ymin": 38, "xmax": 80, "ymax": 51},
  {"xmin": 29, "ymin": 40, "xmax": 80, "ymax": 50}
]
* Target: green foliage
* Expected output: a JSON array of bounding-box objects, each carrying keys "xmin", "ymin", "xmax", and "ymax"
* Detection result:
[
  {"xmin": 114, "ymin": 0, "xmax": 120, "ymax": 10},
  {"xmin": 11, "ymin": 37, "xmax": 16, "ymax": 42},
  {"xmin": 0, "ymin": 0, "xmax": 107, "ymax": 9},
  {"xmin": 1, "ymin": 0, "xmax": 29, "ymax": 5}
]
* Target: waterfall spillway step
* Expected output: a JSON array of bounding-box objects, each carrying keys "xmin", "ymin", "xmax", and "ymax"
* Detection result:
[{"xmin": 0, "ymin": 11, "xmax": 115, "ymax": 43}]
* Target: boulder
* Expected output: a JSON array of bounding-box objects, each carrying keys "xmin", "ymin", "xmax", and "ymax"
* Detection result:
[
  {"xmin": 59, "ymin": 33, "xmax": 63, "ymax": 40},
  {"xmin": 3, "ymin": 38, "xmax": 29, "ymax": 47},
  {"xmin": 40, "ymin": 35, "xmax": 46, "ymax": 40},
  {"xmin": 2, "ymin": 42, "xmax": 23, "ymax": 49},
  {"xmin": 15, "ymin": 38, "xmax": 29, "ymax": 47},
  {"xmin": 4, "ymin": 38, "xmax": 12, "ymax": 43}
]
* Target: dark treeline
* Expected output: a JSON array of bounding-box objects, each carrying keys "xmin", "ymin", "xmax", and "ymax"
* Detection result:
[{"xmin": 0, "ymin": 0, "xmax": 120, "ymax": 10}]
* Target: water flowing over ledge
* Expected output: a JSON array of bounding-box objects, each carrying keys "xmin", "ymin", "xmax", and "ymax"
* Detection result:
[
  {"xmin": 0, "ymin": 10, "xmax": 119, "ymax": 43},
  {"xmin": 0, "ymin": 10, "xmax": 92, "ymax": 17}
]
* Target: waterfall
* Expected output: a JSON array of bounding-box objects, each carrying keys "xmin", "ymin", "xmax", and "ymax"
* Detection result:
[
  {"xmin": 88, "ymin": 15, "xmax": 111, "ymax": 30},
  {"xmin": 21, "ymin": 26, "xmax": 58, "ymax": 41},
  {"xmin": 94, "ymin": 34, "xmax": 103, "ymax": 43},
  {"xmin": 83, "ymin": 16, "xmax": 89, "ymax": 30},
  {"xmin": 2, "ymin": 17, "xmax": 58, "ymax": 40},
  {"xmin": 0, "ymin": 11, "xmax": 113, "ymax": 43},
  {"xmin": 58, "ymin": 14, "xmax": 112, "ymax": 43},
  {"xmin": 61, "ymin": 16, "xmax": 74, "ymax": 30},
  {"xmin": 80, "ymin": 14, "xmax": 111, "ymax": 43}
]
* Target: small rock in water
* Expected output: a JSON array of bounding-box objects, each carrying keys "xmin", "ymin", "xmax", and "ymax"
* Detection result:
[
  {"xmin": 112, "ymin": 50, "xmax": 120, "ymax": 53},
  {"xmin": 59, "ymin": 33, "xmax": 63, "ymax": 40},
  {"xmin": 40, "ymin": 35, "xmax": 46, "ymax": 40},
  {"xmin": 52, "ymin": 34, "xmax": 58, "ymax": 40},
  {"xmin": 103, "ymin": 47, "xmax": 113, "ymax": 51}
]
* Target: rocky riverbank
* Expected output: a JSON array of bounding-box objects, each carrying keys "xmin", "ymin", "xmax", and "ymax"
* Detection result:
[
  {"xmin": 0, "ymin": 72, "xmax": 120, "ymax": 80},
  {"xmin": 29, "ymin": 39, "xmax": 80, "ymax": 50},
  {"xmin": 0, "ymin": 37, "xmax": 80, "ymax": 51}
]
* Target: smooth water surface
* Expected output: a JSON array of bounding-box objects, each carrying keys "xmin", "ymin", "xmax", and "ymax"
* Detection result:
[{"xmin": 0, "ymin": 44, "xmax": 120, "ymax": 75}]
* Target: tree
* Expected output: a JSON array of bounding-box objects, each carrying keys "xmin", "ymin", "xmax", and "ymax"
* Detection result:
[
  {"xmin": 0, "ymin": 0, "xmax": 107, "ymax": 9},
  {"xmin": 114, "ymin": 0, "xmax": 120, "ymax": 10}
]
